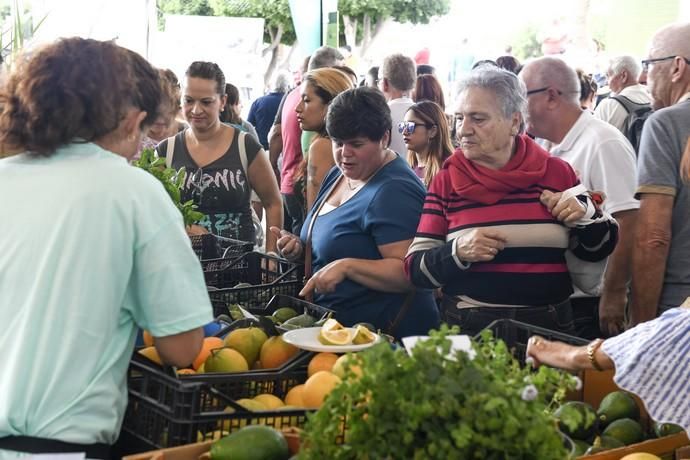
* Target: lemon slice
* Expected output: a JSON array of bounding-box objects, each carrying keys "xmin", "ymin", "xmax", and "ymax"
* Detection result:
[
  {"xmin": 321, "ymin": 318, "xmax": 344, "ymax": 332},
  {"xmin": 351, "ymin": 325, "xmax": 376, "ymax": 345},
  {"xmin": 318, "ymin": 328, "xmax": 353, "ymax": 346}
]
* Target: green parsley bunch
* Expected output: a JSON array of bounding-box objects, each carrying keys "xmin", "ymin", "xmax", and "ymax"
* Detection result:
[
  {"xmin": 300, "ymin": 325, "xmax": 579, "ymax": 459},
  {"xmin": 133, "ymin": 148, "xmax": 203, "ymax": 226}
]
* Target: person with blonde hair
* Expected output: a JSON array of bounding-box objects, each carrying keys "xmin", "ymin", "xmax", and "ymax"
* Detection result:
[
  {"xmin": 401, "ymin": 101, "xmax": 453, "ymax": 188},
  {"xmin": 295, "ymin": 67, "xmax": 355, "ymax": 208}
]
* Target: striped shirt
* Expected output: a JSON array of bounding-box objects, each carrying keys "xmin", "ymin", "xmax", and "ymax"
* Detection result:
[
  {"xmin": 404, "ymin": 154, "xmax": 617, "ymax": 306},
  {"xmin": 602, "ymin": 305, "xmax": 690, "ymax": 432}
]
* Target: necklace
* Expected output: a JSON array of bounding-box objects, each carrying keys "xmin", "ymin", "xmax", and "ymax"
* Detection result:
[{"xmin": 344, "ymin": 149, "xmax": 393, "ymax": 191}]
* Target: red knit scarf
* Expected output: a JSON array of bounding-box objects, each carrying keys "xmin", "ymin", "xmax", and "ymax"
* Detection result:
[{"xmin": 446, "ymin": 135, "xmax": 550, "ymax": 205}]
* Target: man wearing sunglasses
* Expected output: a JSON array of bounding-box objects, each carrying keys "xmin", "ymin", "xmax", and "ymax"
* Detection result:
[
  {"xmin": 630, "ymin": 22, "xmax": 690, "ymax": 328},
  {"xmin": 520, "ymin": 57, "xmax": 639, "ymax": 339}
]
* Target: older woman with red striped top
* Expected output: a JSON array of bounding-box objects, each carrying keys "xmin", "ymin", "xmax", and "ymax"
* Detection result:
[{"xmin": 404, "ymin": 66, "xmax": 619, "ymax": 337}]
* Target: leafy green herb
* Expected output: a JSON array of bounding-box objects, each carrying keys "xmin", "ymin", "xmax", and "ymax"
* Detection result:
[
  {"xmin": 300, "ymin": 325, "xmax": 579, "ymax": 459},
  {"xmin": 133, "ymin": 148, "xmax": 204, "ymax": 226}
]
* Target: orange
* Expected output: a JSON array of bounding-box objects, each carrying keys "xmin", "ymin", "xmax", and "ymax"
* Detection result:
[
  {"xmin": 224, "ymin": 327, "xmax": 268, "ymax": 366},
  {"xmin": 307, "ymin": 352, "xmax": 339, "ymax": 377},
  {"xmin": 176, "ymin": 368, "xmax": 196, "ymax": 375},
  {"xmin": 253, "ymin": 394, "xmax": 285, "ymax": 409},
  {"xmin": 259, "ymin": 336, "xmax": 300, "ymax": 369},
  {"xmin": 302, "ymin": 371, "xmax": 341, "ymax": 408},
  {"xmin": 284, "ymin": 384, "xmax": 305, "ymax": 407},
  {"xmin": 142, "ymin": 330, "xmax": 154, "ymax": 347},
  {"xmin": 204, "ymin": 347, "xmax": 249, "ymax": 373},
  {"xmin": 138, "ymin": 346, "xmax": 162, "ymax": 365},
  {"xmin": 193, "ymin": 337, "xmax": 225, "ymax": 370},
  {"xmin": 332, "ymin": 353, "xmax": 363, "ymax": 380}
]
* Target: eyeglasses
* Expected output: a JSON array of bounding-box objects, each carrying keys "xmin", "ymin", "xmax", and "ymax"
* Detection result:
[
  {"xmin": 641, "ymin": 55, "xmax": 690, "ymax": 72},
  {"xmin": 190, "ymin": 168, "xmax": 205, "ymax": 206},
  {"xmin": 525, "ymin": 86, "xmax": 566, "ymax": 97},
  {"xmin": 398, "ymin": 121, "xmax": 434, "ymax": 134}
]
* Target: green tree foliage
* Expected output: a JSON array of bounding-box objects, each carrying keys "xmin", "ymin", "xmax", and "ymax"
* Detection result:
[
  {"xmin": 159, "ymin": 0, "xmax": 213, "ymax": 16},
  {"xmin": 512, "ymin": 24, "xmax": 542, "ymax": 61},
  {"xmin": 339, "ymin": 0, "xmax": 449, "ymax": 55}
]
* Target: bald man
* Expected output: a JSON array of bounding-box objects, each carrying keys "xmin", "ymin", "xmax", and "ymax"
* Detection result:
[
  {"xmin": 520, "ymin": 57, "xmax": 639, "ymax": 337},
  {"xmin": 630, "ymin": 22, "xmax": 690, "ymax": 326}
]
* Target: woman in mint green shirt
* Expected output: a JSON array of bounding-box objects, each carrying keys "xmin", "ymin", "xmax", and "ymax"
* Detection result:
[{"xmin": 0, "ymin": 38, "xmax": 213, "ymax": 458}]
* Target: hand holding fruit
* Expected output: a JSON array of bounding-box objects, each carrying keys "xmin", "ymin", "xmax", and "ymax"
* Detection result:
[
  {"xmin": 454, "ymin": 228, "xmax": 507, "ymax": 263},
  {"xmin": 270, "ymin": 226, "xmax": 303, "ymax": 261}
]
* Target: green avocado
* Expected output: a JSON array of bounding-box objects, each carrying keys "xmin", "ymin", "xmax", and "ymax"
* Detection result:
[
  {"xmin": 597, "ymin": 391, "xmax": 640, "ymax": 427},
  {"xmin": 653, "ymin": 421, "xmax": 685, "ymax": 438},
  {"xmin": 602, "ymin": 418, "xmax": 645, "ymax": 446},
  {"xmin": 272, "ymin": 307, "xmax": 299, "ymax": 323},
  {"xmin": 209, "ymin": 425, "xmax": 289, "ymax": 460}
]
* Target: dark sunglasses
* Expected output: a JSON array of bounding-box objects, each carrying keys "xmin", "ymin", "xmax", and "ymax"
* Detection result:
[
  {"xmin": 641, "ymin": 55, "xmax": 690, "ymax": 72},
  {"xmin": 398, "ymin": 121, "xmax": 434, "ymax": 134},
  {"xmin": 190, "ymin": 168, "xmax": 205, "ymax": 206}
]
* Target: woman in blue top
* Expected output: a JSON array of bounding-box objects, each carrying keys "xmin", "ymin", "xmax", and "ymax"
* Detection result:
[{"xmin": 271, "ymin": 87, "xmax": 440, "ymax": 338}]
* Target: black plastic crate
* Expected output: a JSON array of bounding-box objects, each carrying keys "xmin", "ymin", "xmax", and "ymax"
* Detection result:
[
  {"xmin": 202, "ymin": 251, "xmax": 302, "ymax": 289},
  {"xmin": 477, "ymin": 319, "xmax": 588, "ymax": 363},
  {"xmin": 189, "ymin": 234, "xmax": 254, "ymax": 261},
  {"xmin": 122, "ymin": 353, "xmax": 311, "ymax": 451}
]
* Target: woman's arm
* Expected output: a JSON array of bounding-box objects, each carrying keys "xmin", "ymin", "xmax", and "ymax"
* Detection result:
[
  {"xmin": 526, "ymin": 336, "xmax": 614, "ymax": 373},
  {"xmin": 248, "ymin": 149, "xmax": 283, "ymax": 253},
  {"xmin": 306, "ymin": 137, "xmax": 335, "ymax": 210},
  {"xmin": 300, "ymin": 239, "xmax": 414, "ymax": 297}
]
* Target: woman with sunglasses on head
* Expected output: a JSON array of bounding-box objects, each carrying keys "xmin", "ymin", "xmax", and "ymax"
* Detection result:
[
  {"xmin": 404, "ymin": 66, "xmax": 619, "ymax": 337},
  {"xmin": 0, "ymin": 38, "xmax": 212, "ymax": 458},
  {"xmin": 271, "ymin": 87, "xmax": 440, "ymax": 338},
  {"xmin": 295, "ymin": 67, "xmax": 355, "ymax": 209},
  {"xmin": 156, "ymin": 61, "xmax": 282, "ymax": 253},
  {"xmin": 401, "ymin": 101, "xmax": 454, "ymax": 188}
]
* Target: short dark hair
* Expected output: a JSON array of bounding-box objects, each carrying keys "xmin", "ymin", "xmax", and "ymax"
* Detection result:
[
  {"xmin": 416, "ymin": 64, "xmax": 435, "ymax": 76},
  {"xmin": 326, "ymin": 87, "xmax": 391, "ymax": 144},
  {"xmin": 496, "ymin": 55, "xmax": 521, "ymax": 74},
  {"xmin": 0, "ymin": 37, "xmax": 162, "ymax": 156},
  {"xmin": 185, "ymin": 61, "xmax": 225, "ymax": 95}
]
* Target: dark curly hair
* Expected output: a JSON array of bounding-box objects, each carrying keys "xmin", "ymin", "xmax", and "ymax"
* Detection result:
[
  {"xmin": 326, "ymin": 87, "xmax": 391, "ymax": 145},
  {"xmin": 0, "ymin": 37, "xmax": 162, "ymax": 156}
]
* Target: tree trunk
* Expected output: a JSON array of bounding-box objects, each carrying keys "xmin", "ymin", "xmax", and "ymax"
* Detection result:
[
  {"xmin": 342, "ymin": 14, "xmax": 357, "ymax": 48},
  {"xmin": 359, "ymin": 14, "xmax": 386, "ymax": 58},
  {"xmin": 264, "ymin": 46, "xmax": 281, "ymax": 88},
  {"xmin": 262, "ymin": 23, "xmax": 284, "ymax": 58}
]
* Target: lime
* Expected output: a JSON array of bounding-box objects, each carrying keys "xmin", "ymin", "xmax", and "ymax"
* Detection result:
[{"xmin": 352, "ymin": 325, "xmax": 376, "ymax": 345}]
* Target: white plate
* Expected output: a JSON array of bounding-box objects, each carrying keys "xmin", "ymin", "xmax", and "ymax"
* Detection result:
[{"xmin": 282, "ymin": 327, "xmax": 381, "ymax": 353}]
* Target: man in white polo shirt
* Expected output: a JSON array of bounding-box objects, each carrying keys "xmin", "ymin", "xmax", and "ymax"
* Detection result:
[{"xmin": 520, "ymin": 56, "xmax": 639, "ymax": 338}]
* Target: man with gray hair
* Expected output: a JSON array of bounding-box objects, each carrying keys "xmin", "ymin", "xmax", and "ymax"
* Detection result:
[
  {"xmin": 630, "ymin": 22, "xmax": 690, "ymax": 326},
  {"xmin": 378, "ymin": 53, "xmax": 416, "ymax": 156},
  {"xmin": 520, "ymin": 56, "xmax": 639, "ymax": 338},
  {"xmin": 594, "ymin": 55, "xmax": 652, "ymax": 134}
]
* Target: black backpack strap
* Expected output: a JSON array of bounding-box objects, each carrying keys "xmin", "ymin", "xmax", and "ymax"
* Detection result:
[{"xmin": 610, "ymin": 95, "xmax": 649, "ymax": 114}]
